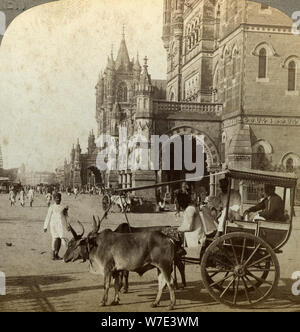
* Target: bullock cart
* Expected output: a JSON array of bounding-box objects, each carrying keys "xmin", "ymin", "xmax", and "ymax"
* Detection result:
[{"xmin": 113, "ymin": 168, "xmax": 297, "ymax": 308}]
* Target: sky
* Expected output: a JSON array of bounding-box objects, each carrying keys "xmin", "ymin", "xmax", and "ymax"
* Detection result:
[{"xmin": 0, "ymin": 0, "xmax": 166, "ymax": 172}]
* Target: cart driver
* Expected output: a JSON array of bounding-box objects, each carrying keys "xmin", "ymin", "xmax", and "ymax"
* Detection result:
[{"xmin": 244, "ymin": 184, "xmax": 285, "ymax": 222}]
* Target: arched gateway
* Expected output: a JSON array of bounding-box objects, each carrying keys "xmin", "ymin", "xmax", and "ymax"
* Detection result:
[{"xmin": 160, "ymin": 126, "xmax": 221, "ymax": 197}]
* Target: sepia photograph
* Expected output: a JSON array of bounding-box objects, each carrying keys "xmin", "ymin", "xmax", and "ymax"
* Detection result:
[{"xmin": 0, "ymin": 0, "xmax": 300, "ymax": 316}]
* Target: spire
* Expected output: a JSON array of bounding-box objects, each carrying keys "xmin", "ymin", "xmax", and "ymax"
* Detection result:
[
  {"xmin": 136, "ymin": 55, "xmax": 153, "ymax": 95},
  {"xmin": 141, "ymin": 56, "xmax": 151, "ymax": 85},
  {"xmin": 111, "ymin": 44, "xmax": 114, "ymax": 60},
  {"xmin": 115, "ymin": 26, "xmax": 130, "ymax": 71},
  {"xmin": 122, "ymin": 24, "xmax": 125, "ymax": 39},
  {"xmin": 143, "ymin": 56, "xmax": 148, "ymax": 72},
  {"xmin": 134, "ymin": 51, "xmax": 141, "ymax": 71},
  {"xmin": 76, "ymin": 138, "xmax": 81, "ymax": 150},
  {"xmin": 71, "ymin": 144, "xmax": 75, "ymax": 162},
  {"xmin": 106, "ymin": 54, "xmax": 115, "ymax": 70}
]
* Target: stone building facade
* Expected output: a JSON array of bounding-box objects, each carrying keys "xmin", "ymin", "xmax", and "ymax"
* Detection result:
[
  {"xmin": 66, "ymin": 34, "xmax": 166, "ymax": 195},
  {"xmin": 68, "ymin": 0, "xmax": 300, "ymax": 202},
  {"xmin": 159, "ymin": 0, "xmax": 300, "ymax": 201}
]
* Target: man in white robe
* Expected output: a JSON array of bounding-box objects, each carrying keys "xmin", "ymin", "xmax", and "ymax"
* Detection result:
[
  {"xmin": 43, "ymin": 193, "xmax": 70, "ymax": 260},
  {"xmin": 27, "ymin": 187, "xmax": 35, "ymax": 208},
  {"xmin": 178, "ymin": 197, "xmax": 217, "ymax": 249},
  {"xmin": 19, "ymin": 188, "xmax": 25, "ymax": 207},
  {"xmin": 9, "ymin": 189, "xmax": 16, "ymax": 207}
]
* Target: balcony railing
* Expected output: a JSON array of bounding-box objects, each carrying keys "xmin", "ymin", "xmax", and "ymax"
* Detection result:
[{"xmin": 152, "ymin": 100, "xmax": 223, "ymax": 117}]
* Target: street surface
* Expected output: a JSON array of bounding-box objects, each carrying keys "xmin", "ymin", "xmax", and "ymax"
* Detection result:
[{"xmin": 0, "ymin": 193, "xmax": 299, "ymax": 312}]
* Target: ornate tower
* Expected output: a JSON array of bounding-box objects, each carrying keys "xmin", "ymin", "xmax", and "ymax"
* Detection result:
[
  {"xmin": 132, "ymin": 57, "xmax": 156, "ymax": 199},
  {"xmin": 73, "ymin": 139, "xmax": 82, "ymax": 187},
  {"xmin": 70, "ymin": 144, "xmax": 75, "ymax": 164},
  {"xmin": 88, "ymin": 130, "xmax": 96, "ymax": 155},
  {"xmin": 163, "ymin": 0, "xmax": 184, "ymax": 101}
]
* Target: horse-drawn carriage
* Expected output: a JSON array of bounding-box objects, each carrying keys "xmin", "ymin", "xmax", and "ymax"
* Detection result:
[
  {"xmin": 111, "ymin": 167, "xmax": 297, "ymax": 308},
  {"xmin": 101, "ymin": 187, "xmax": 154, "ymax": 213}
]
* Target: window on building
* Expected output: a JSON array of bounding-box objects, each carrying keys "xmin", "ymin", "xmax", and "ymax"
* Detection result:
[
  {"xmin": 258, "ymin": 48, "xmax": 267, "ymax": 78},
  {"xmin": 169, "ymin": 91, "xmax": 175, "ymax": 102},
  {"xmin": 195, "ymin": 29, "xmax": 199, "ymax": 42},
  {"xmin": 254, "ymin": 145, "xmax": 269, "ymax": 170},
  {"xmin": 286, "ymin": 158, "xmax": 294, "ymax": 172},
  {"xmin": 288, "ymin": 61, "xmax": 296, "ymax": 91},
  {"xmin": 117, "ymin": 82, "xmax": 128, "ymax": 102},
  {"xmin": 232, "ymin": 55, "xmax": 237, "ymax": 77}
]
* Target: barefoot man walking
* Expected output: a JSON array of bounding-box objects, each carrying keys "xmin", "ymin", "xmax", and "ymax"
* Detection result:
[{"xmin": 43, "ymin": 193, "xmax": 70, "ymax": 260}]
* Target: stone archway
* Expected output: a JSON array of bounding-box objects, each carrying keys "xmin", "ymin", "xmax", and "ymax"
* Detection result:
[
  {"xmin": 87, "ymin": 166, "xmax": 102, "ymax": 188},
  {"xmin": 161, "ymin": 126, "xmax": 221, "ymax": 196},
  {"xmin": 165, "ymin": 126, "xmax": 221, "ymax": 171}
]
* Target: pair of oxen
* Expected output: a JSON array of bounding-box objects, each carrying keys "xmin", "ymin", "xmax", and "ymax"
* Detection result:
[{"xmin": 64, "ymin": 217, "xmax": 186, "ymax": 310}]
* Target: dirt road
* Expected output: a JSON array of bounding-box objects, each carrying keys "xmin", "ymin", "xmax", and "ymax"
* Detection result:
[{"xmin": 0, "ymin": 193, "xmax": 299, "ymax": 312}]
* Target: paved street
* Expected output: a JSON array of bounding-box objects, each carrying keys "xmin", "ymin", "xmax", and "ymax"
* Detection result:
[{"xmin": 0, "ymin": 193, "xmax": 299, "ymax": 312}]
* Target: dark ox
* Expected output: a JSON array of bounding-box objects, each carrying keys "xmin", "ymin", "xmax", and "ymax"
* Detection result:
[
  {"xmin": 114, "ymin": 223, "xmax": 186, "ymax": 293},
  {"xmin": 64, "ymin": 218, "xmax": 176, "ymax": 309}
]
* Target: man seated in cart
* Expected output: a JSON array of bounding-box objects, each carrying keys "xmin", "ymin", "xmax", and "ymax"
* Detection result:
[
  {"xmin": 244, "ymin": 184, "xmax": 285, "ymax": 222},
  {"xmin": 177, "ymin": 194, "xmax": 217, "ymax": 250}
]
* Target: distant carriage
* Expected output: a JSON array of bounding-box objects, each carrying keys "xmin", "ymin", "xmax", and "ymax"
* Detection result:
[{"xmin": 101, "ymin": 188, "xmax": 133, "ymax": 213}]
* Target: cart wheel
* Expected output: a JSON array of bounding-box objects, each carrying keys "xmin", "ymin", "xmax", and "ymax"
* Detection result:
[
  {"xmin": 102, "ymin": 194, "xmax": 110, "ymax": 211},
  {"xmin": 205, "ymin": 257, "xmax": 271, "ymax": 294},
  {"xmin": 201, "ymin": 232, "xmax": 280, "ymax": 308}
]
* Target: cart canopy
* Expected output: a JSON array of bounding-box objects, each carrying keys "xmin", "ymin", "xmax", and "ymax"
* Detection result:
[{"xmin": 226, "ymin": 168, "xmax": 298, "ymax": 188}]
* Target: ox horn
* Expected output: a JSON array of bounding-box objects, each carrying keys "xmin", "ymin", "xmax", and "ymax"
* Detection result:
[
  {"xmin": 97, "ymin": 216, "xmax": 103, "ymax": 232},
  {"xmin": 92, "ymin": 215, "xmax": 98, "ymax": 233},
  {"xmin": 69, "ymin": 224, "xmax": 79, "ymax": 240},
  {"xmin": 77, "ymin": 220, "xmax": 85, "ymax": 238}
]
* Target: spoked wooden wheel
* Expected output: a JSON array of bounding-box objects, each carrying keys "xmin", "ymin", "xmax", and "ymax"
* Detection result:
[
  {"xmin": 102, "ymin": 194, "xmax": 110, "ymax": 211},
  {"xmin": 201, "ymin": 232, "xmax": 280, "ymax": 308}
]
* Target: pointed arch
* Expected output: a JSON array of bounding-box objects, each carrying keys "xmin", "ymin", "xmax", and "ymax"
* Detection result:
[{"xmin": 164, "ymin": 126, "xmax": 220, "ymax": 169}]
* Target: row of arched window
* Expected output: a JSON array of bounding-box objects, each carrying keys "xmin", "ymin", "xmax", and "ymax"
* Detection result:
[
  {"xmin": 185, "ymin": 22, "xmax": 201, "ymax": 50},
  {"xmin": 252, "ymin": 140, "xmax": 299, "ymax": 172},
  {"xmin": 258, "ymin": 48, "xmax": 297, "ymax": 91},
  {"xmin": 212, "ymin": 45, "xmax": 298, "ymax": 99}
]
